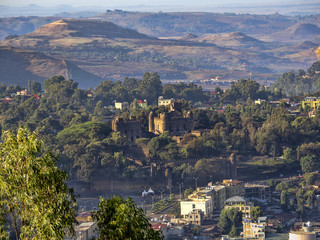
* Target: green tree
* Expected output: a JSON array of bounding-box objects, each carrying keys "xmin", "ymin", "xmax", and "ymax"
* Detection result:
[
  {"xmin": 31, "ymin": 80, "xmax": 42, "ymax": 94},
  {"xmin": 300, "ymin": 155, "xmax": 320, "ymax": 173},
  {"xmin": 218, "ymin": 208, "xmax": 242, "ymax": 236},
  {"xmin": 138, "ymin": 72, "xmax": 163, "ymax": 104},
  {"xmin": 250, "ymin": 206, "xmax": 263, "ymax": 222},
  {"xmin": 229, "ymin": 225, "xmax": 238, "ymax": 238},
  {"xmin": 305, "ymin": 190, "xmax": 316, "ymax": 209},
  {"xmin": 280, "ymin": 190, "xmax": 287, "ymax": 211},
  {"xmin": 93, "ymin": 196, "xmax": 163, "ymax": 240},
  {"xmin": 304, "ymin": 172, "xmax": 318, "ymax": 186},
  {"xmin": 148, "ymin": 131, "xmax": 179, "ymax": 160},
  {"xmin": 283, "ymin": 147, "xmax": 296, "ymax": 163},
  {"xmin": 0, "ymin": 128, "xmax": 77, "ymax": 239},
  {"xmin": 184, "ymin": 187, "xmax": 194, "ymax": 199},
  {"xmin": 218, "ymin": 208, "xmax": 232, "ymax": 234}
]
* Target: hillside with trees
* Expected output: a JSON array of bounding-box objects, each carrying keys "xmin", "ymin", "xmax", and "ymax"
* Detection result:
[
  {"xmin": 273, "ymin": 61, "xmax": 320, "ymax": 96},
  {"xmin": 0, "ymin": 62, "xmax": 319, "ymax": 192}
]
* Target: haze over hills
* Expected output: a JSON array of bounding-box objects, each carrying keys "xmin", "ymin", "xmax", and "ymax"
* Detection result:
[
  {"xmin": 1, "ymin": 1, "xmax": 320, "ymax": 17},
  {"xmin": 1, "ymin": 12, "xmax": 320, "ymax": 42},
  {"xmin": 0, "ymin": 46, "xmax": 102, "ymax": 88},
  {"xmin": 0, "ymin": 15, "xmax": 319, "ymax": 86}
]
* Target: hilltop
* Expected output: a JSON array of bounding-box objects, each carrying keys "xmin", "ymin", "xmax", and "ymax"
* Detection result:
[
  {"xmin": 200, "ymin": 32, "xmax": 269, "ymax": 50},
  {"xmin": 28, "ymin": 19, "xmax": 152, "ymax": 39}
]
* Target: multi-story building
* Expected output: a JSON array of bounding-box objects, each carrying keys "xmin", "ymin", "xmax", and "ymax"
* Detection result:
[
  {"xmin": 224, "ymin": 196, "xmax": 253, "ymax": 218},
  {"xmin": 245, "ymin": 183, "xmax": 271, "ymax": 200},
  {"xmin": 180, "ymin": 198, "xmax": 213, "ymax": 217},
  {"xmin": 184, "ymin": 209, "xmax": 204, "ymax": 226},
  {"xmin": 223, "ymin": 179, "xmax": 245, "ymax": 199},
  {"xmin": 243, "ymin": 217, "xmax": 267, "ymax": 240},
  {"xmin": 302, "ymin": 97, "xmax": 320, "ymax": 110},
  {"xmin": 158, "ymin": 96, "xmax": 175, "ymax": 106},
  {"xmin": 209, "ymin": 185, "xmax": 226, "ymax": 210}
]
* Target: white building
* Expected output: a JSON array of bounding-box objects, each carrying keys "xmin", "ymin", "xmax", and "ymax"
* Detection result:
[{"xmin": 180, "ymin": 198, "xmax": 213, "ymax": 217}]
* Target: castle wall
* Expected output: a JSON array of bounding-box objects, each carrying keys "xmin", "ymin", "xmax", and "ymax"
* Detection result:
[{"xmin": 112, "ymin": 117, "xmax": 144, "ymax": 141}]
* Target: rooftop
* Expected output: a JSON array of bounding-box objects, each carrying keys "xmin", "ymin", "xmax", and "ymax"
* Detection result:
[{"xmin": 225, "ymin": 196, "xmax": 246, "ymax": 203}]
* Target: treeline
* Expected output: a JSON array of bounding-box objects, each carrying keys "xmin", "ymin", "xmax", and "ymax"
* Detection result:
[
  {"xmin": 0, "ymin": 65, "xmax": 319, "ymax": 185},
  {"xmin": 273, "ymin": 61, "xmax": 320, "ymax": 96}
]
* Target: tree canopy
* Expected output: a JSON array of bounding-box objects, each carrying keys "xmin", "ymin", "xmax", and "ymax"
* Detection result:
[
  {"xmin": 0, "ymin": 128, "xmax": 77, "ymax": 239},
  {"xmin": 93, "ymin": 196, "xmax": 163, "ymax": 240}
]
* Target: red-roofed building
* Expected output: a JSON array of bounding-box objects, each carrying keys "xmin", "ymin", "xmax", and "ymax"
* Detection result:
[
  {"xmin": 138, "ymin": 99, "xmax": 148, "ymax": 108},
  {"xmin": 151, "ymin": 223, "xmax": 167, "ymax": 231}
]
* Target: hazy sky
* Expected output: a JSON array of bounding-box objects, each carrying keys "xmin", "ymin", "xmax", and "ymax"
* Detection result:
[{"xmin": 1, "ymin": 0, "xmax": 317, "ymax": 7}]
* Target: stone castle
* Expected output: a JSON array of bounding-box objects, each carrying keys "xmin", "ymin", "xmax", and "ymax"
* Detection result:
[
  {"xmin": 112, "ymin": 116, "xmax": 143, "ymax": 142},
  {"xmin": 148, "ymin": 101, "xmax": 194, "ymax": 136},
  {"xmin": 112, "ymin": 101, "xmax": 194, "ymax": 141}
]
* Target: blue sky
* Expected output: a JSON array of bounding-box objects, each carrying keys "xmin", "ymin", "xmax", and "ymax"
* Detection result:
[{"xmin": 1, "ymin": 0, "xmax": 318, "ymax": 7}]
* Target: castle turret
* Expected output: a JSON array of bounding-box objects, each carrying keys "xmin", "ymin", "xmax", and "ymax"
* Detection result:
[
  {"xmin": 160, "ymin": 112, "xmax": 168, "ymax": 133},
  {"xmin": 149, "ymin": 111, "xmax": 155, "ymax": 132},
  {"xmin": 112, "ymin": 117, "xmax": 124, "ymax": 132}
]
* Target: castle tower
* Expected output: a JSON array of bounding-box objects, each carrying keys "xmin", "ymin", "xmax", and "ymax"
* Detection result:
[
  {"xmin": 149, "ymin": 111, "xmax": 155, "ymax": 132},
  {"xmin": 160, "ymin": 112, "xmax": 168, "ymax": 133},
  {"xmin": 112, "ymin": 117, "xmax": 124, "ymax": 133}
]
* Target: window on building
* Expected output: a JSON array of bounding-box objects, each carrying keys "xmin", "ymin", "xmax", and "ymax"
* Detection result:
[{"xmin": 193, "ymin": 204, "xmax": 195, "ymax": 208}]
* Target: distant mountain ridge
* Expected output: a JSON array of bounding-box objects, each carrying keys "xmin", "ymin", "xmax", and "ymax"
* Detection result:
[{"xmin": 0, "ymin": 18, "xmax": 318, "ymax": 84}]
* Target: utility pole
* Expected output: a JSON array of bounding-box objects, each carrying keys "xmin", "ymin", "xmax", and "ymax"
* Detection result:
[
  {"xmin": 159, "ymin": 190, "xmax": 165, "ymax": 201},
  {"xmin": 167, "ymin": 185, "xmax": 173, "ymax": 198},
  {"xmin": 143, "ymin": 200, "xmax": 146, "ymax": 214},
  {"xmin": 152, "ymin": 196, "xmax": 154, "ymax": 210},
  {"xmin": 193, "ymin": 177, "xmax": 199, "ymax": 189},
  {"xmin": 177, "ymin": 182, "xmax": 183, "ymax": 200}
]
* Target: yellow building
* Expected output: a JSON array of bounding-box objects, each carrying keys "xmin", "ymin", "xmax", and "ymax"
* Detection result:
[
  {"xmin": 254, "ymin": 99, "xmax": 266, "ymax": 105},
  {"xmin": 115, "ymin": 101, "xmax": 129, "ymax": 110},
  {"xmin": 223, "ymin": 179, "xmax": 245, "ymax": 199},
  {"xmin": 158, "ymin": 96, "xmax": 175, "ymax": 106},
  {"xmin": 184, "ymin": 209, "xmax": 204, "ymax": 226},
  {"xmin": 302, "ymin": 97, "xmax": 320, "ymax": 110},
  {"xmin": 224, "ymin": 196, "xmax": 253, "ymax": 218},
  {"xmin": 243, "ymin": 217, "xmax": 267, "ymax": 240}
]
